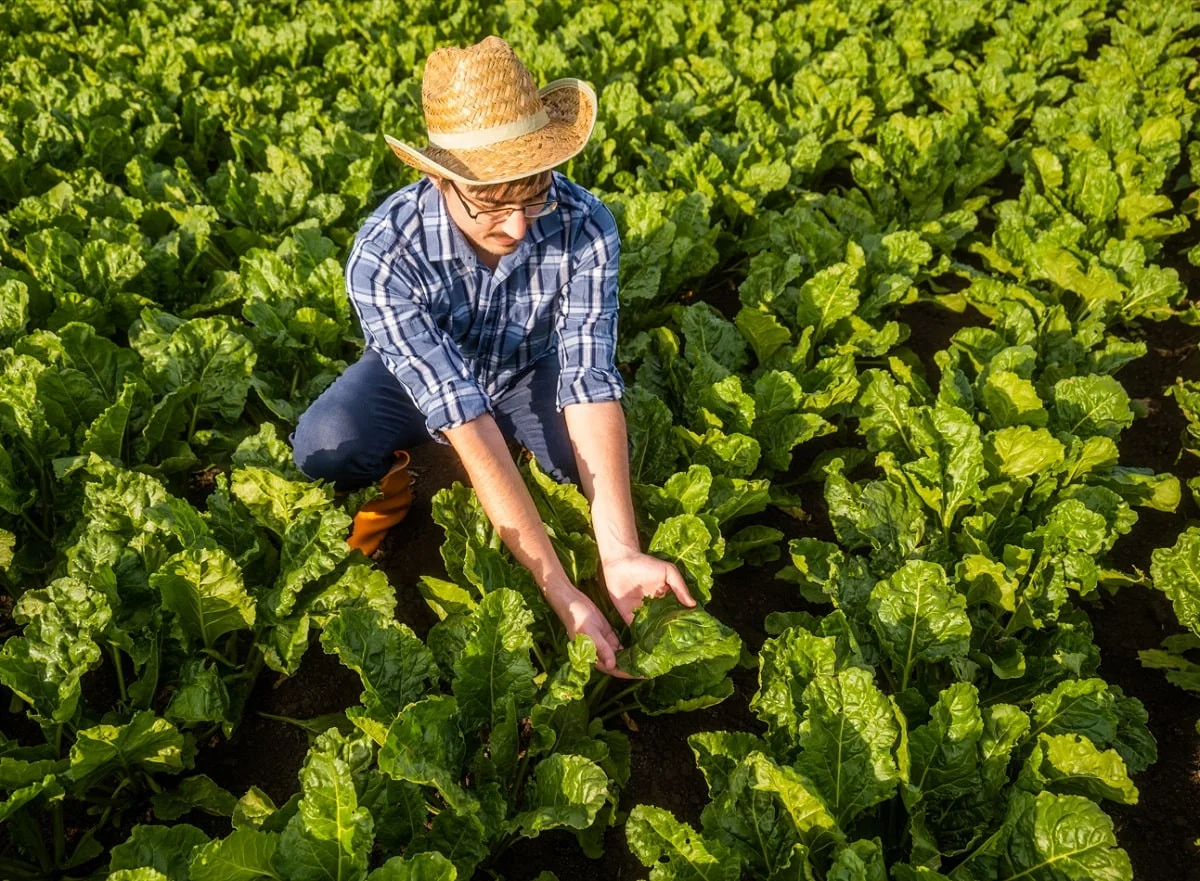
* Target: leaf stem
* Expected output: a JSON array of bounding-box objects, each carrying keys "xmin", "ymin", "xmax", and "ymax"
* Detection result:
[
  {"xmin": 109, "ymin": 644, "xmax": 128, "ymax": 705},
  {"xmin": 530, "ymin": 640, "xmax": 549, "ymax": 674},
  {"xmin": 594, "ymin": 682, "xmax": 642, "ymax": 717},
  {"xmin": 52, "ymin": 803, "xmax": 65, "ymax": 867},
  {"xmin": 19, "ymin": 510, "xmax": 50, "ymax": 544},
  {"xmin": 598, "ymin": 702, "xmax": 638, "ymax": 724}
]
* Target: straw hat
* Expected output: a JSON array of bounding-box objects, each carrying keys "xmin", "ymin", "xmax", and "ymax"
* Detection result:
[{"xmin": 385, "ymin": 36, "xmax": 598, "ymax": 186}]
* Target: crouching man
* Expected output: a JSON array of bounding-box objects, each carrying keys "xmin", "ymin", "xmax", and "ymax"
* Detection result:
[{"xmin": 291, "ymin": 36, "xmax": 694, "ymax": 676}]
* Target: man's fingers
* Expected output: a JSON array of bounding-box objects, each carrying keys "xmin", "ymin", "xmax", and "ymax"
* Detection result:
[
  {"xmin": 594, "ymin": 636, "xmax": 618, "ymax": 671},
  {"xmin": 617, "ymin": 600, "xmax": 635, "ymax": 626},
  {"xmin": 666, "ymin": 565, "xmax": 696, "ymax": 607}
]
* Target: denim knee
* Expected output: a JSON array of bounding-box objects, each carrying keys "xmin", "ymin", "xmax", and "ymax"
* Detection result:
[{"xmin": 291, "ymin": 409, "xmax": 388, "ymax": 492}]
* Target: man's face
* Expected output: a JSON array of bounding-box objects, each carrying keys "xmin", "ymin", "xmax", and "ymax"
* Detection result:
[{"xmin": 436, "ymin": 177, "xmax": 551, "ymax": 259}]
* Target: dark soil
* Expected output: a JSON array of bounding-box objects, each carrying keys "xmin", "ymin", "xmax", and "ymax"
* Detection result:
[{"xmin": 1089, "ymin": 316, "xmax": 1200, "ymax": 881}]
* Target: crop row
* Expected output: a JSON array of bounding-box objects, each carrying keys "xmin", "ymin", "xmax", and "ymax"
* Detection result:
[{"xmin": 0, "ymin": 0, "xmax": 1197, "ymax": 880}]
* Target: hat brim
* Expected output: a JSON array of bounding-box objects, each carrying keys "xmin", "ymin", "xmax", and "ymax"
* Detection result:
[{"xmin": 385, "ymin": 78, "xmax": 597, "ymax": 186}]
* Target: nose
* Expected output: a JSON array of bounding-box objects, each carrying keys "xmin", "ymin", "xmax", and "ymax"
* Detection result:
[{"xmin": 499, "ymin": 210, "xmax": 527, "ymax": 241}]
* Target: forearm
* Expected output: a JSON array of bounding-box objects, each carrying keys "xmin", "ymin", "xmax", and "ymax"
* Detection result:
[
  {"xmin": 563, "ymin": 400, "xmax": 641, "ymax": 562},
  {"xmin": 443, "ymin": 415, "xmax": 571, "ymax": 595}
]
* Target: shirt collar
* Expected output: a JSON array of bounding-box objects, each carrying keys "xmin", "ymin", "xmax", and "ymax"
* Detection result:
[{"xmin": 419, "ymin": 175, "xmax": 566, "ymax": 266}]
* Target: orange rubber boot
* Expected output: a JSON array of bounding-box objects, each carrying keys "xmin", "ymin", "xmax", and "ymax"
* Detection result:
[{"xmin": 347, "ymin": 451, "xmax": 413, "ymax": 556}]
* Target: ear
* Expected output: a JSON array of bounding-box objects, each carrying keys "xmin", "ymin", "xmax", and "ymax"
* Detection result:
[{"xmin": 427, "ymin": 173, "xmax": 446, "ymax": 192}]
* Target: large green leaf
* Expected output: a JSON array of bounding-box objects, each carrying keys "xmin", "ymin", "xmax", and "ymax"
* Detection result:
[
  {"xmin": 378, "ymin": 696, "xmax": 472, "ymax": 812},
  {"xmin": 869, "ymin": 561, "xmax": 971, "ymax": 690},
  {"xmin": 322, "ymin": 607, "xmax": 438, "ymax": 719},
  {"xmin": 189, "ymin": 828, "xmax": 281, "ymax": 881},
  {"xmin": 151, "ymin": 547, "xmax": 256, "ymax": 649},
  {"xmin": 626, "ymin": 804, "xmax": 741, "ymax": 881},
  {"xmin": 0, "ymin": 577, "xmax": 110, "ymax": 722},
  {"xmin": 1018, "ymin": 734, "xmax": 1137, "ymax": 804},
  {"xmin": 997, "ymin": 791, "xmax": 1132, "ymax": 881},
  {"xmin": 507, "ymin": 753, "xmax": 610, "ymax": 838},
  {"xmin": 276, "ymin": 731, "xmax": 373, "ymax": 881},
  {"xmin": 367, "ymin": 853, "xmax": 457, "ymax": 881},
  {"xmin": 795, "ymin": 668, "xmax": 900, "ymax": 826},
  {"xmin": 1150, "ymin": 526, "xmax": 1200, "ymax": 634},
  {"xmin": 451, "ymin": 589, "xmax": 537, "ymax": 732},
  {"xmin": 619, "ymin": 597, "xmax": 741, "ymax": 676},
  {"xmin": 130, "ymin": 310, "xmax": 257, "ymax": 426},
  {"xmin": 1051, "ymin": 376, "xmax": 1133, "ymax": 439},
  {"xmin": 67, "ymin": 711, "xmax": 185, "ymax": 790},
  {"xmin": 751, "ymin": 624, "xmax": 837, "ymax": 749},
  {"xmin": 110, "ymin": 824, "xmax": 211, "ymax": 881}
]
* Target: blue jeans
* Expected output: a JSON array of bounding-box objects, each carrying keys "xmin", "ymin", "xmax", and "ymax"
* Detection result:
[{"xmin": 291, "ymin": 349, "xmax": 579, "ymax": 490}]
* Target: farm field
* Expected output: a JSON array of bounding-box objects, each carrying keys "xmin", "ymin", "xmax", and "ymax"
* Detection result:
[{"xmin": 1, "ymin": 1, "xmax": 1199, "ymax": 880}]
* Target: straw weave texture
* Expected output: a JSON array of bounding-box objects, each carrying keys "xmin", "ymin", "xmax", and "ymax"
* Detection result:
[{"xmin": 387, "ymin": 36, "xmax": 597, "ymax": 185}]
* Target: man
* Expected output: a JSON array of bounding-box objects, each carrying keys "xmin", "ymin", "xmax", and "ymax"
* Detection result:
[{"xmin": 292, "ymin": 36, "xmax": 694, "ymax": 676}]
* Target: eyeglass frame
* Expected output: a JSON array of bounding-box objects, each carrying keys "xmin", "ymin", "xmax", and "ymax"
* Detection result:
[{"xmin": 447, "ymin": 179, "xmax": 558, "ymax": 225}]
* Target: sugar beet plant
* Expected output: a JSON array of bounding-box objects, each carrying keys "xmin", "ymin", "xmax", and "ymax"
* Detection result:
[{"xmin": 3, "ymin": 0, "xmax": 1200, "ymax": 878}]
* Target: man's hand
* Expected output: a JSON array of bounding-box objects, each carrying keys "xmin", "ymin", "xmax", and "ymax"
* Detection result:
[
  {"xmin": 545, "ymin": 584, "xmax": 636, "ymax": 678},
  {"xmin": 602, "ymin": 551, "xmax": 696, "ymax": 625}
]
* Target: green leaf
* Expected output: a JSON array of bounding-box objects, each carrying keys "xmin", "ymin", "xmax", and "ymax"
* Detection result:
[
  {"xmin": 688, "ymin": 731, "xmax": 767, "ymax": 800},
  {"xmin": 1052, "ymin": 376, "xmax": 1134, "ymax": 439},
  {"xmin": 151, "ymin": 547, "xmax": 256, "ymax": 649},
  {"xmin": 908, "ymin": 683, "xmax": 983, "ymax": 803},
  {"xmin": 682, "ymin": 302, "xmax": 748, "ymax": 371},
  {"xmin": 984, "ymin": 426, "xmax": 1066, "ymax": 480},
  {"xmin": 997, "ymin": 791, "xmax": 1132, "ymax": 880},
  {"xmin": 189, "ymin": 828, "xmax": 281, "ymax": 881},
  {"xmin": 230, "ymin": 465, "xmax": 331, "ymax": 537},
  {"xmin": 796, "ymin": 667, "xmax": 901, "ymax": 826},
  {"xmin": 378, "ymin": 696, "xmax": 472, "ymax": 812},
  {"xmin": 796, "ymin": 243, "xmax": 864, "ymax": 341},
  {"xmin": 451, "ymin": 589, "xmax": 537, "ymax": 732},
  {"xmin": 81, "ymin": 378, "xmax": 139, "ymax": 460},
  {"xmin": 626, "ymin": 804, "xmax": 740, "ymax": 881},
  {"xmin": 276, "ymin": 731, "xmax": 373, "ymax": 881},
  {"xmin": 321, "ymin": 607, "xmax": 438, "ymax": 719},
  {"xmin": 1020, "ymin": 734, "xmax": 1138, "ymax": 804},
  {"xmin": 745, "ymin": 751, "xmax": 840, "ymax": 845},
  {"xmin": 618, "ymin": 598, "xmax": 742, "ymax": 681},
  {"xmin": 151, "ymin": 773, "xmax": 238, "ymax": 821},
  {"xmin": 68, "ymin": 711, "xmax": 185, "ymax": 790},
  {"xmin": 981, "ymin": 371, "xmax": 1047, "ymax": 428},
  {"xmin": 0, "ymin": 577, "xmax": 110, "ymax": 722},
  {"xmin": 131, "ymin": 310, "xmax": 257, "ymax": 425},
  {"xmin": 1150, "ymin": 526, "xmax": 1200, "ymax": 633},
  {"xmin": 110, "ymin": 824, "xmax": 210, "ymax": 881},
  {"xmin": 980, "ymin": 704, "xmax": 1031, "ymax": 795},
  {"xmin": 736, "ymin": 307, "xmax": 793, "ymax": 365},
  {"xmin": 648, "ymin": 514, "xmax": 717, "ymax": 602},
  {"xmin": 869, "ymin": 561, "xmax": 972, "ymax": 690},
  {"xmin": 274, "ymin": 508, "xmax": 353, "ymax": 614},
  {"xmin": 232, "ymin": 787, "xmax": 280, "ymax": 831},
  {"xmin": 0, "ymin": 528, "xmax": 13, "ymax": 572},
  {"xmin": 507, "ymin": 753, "xmax": 610, "ymax": 838},
  {"xmin": 751, "ymin": 625, "xmax": 838, "ymax": 747},
  {"xmin": 367, "ymin": 853, "xmax": 457, "ymax": 881},
  {"xmin": 626, "ymin": 385, "xmax": 681, "ymax": 484}
]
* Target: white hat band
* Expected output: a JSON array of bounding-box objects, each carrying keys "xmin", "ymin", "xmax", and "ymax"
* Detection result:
[{"xmin": 427, "ymin": 109, "xmax": 550, "ymax": 150}]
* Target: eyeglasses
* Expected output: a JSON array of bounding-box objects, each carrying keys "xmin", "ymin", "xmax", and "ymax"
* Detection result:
[{"xmin": 448, "ymin": 179, "xmax": 558, "ymax": 224}]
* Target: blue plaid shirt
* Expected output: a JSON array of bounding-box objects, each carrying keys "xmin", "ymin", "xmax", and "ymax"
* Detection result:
[{"xmin": 345, "ymin": 172, "xmax": 624, "ymax": 440}]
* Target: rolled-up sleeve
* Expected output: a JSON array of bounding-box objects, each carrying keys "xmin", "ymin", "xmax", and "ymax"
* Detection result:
[
  {"xmin": 554, "ymin": 203, "xmax": 625, "ymax": 409},
  {"xmin": 346, "ymin": 238, "xmax": 491, "ymax": 439}
]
